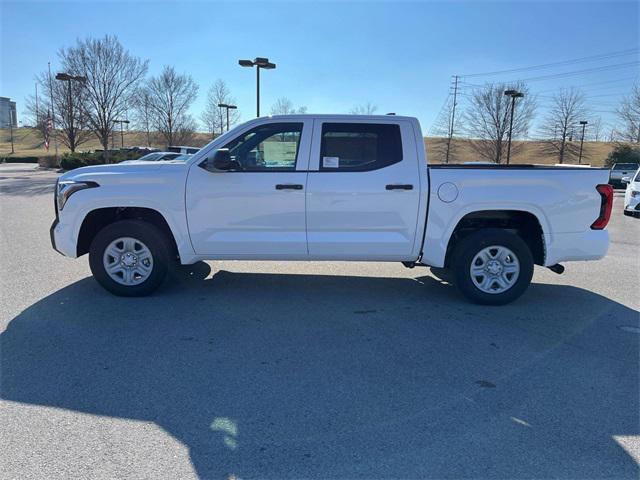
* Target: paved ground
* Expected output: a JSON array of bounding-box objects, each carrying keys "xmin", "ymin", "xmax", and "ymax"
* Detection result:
[{"xmin": 1, "ymin": 163, "xmax": 638, "ymax": 479}]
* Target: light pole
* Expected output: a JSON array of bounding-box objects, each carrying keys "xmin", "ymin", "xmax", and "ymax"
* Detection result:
[
  {"xmin": 504, "ymin": 89, "xmax": 524, "ymax": 164},
  {"xmin": 239, "ymin": 57, "xmax": 276, "ymax": 117},
  {"xmin": 7, "ymin": 110, "xmax": 15, "ymax": 154},
  {"xmin": 55, "ymin": 73, "xmax": 87, "ymax": 151},
  {"xmin": 217, "ymin": 103, "xmax": 237, "ymax": 132},
  {"xmin": 112, "ymin": 119, "xmax": 130, "ymax": 148},
  {"xmin": 578, "ymin": 120, "xmax": 588, "ymax": 164}
]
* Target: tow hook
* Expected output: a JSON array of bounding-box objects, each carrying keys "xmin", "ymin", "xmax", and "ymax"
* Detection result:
[{"xmin": 547, "ymin": 264, "xmax": 565, "ymax": 274}]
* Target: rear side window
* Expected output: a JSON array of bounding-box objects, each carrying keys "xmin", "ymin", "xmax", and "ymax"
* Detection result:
[{"xmin": 320, "ymin": 123, "xmax": 402, "ymax": 171}]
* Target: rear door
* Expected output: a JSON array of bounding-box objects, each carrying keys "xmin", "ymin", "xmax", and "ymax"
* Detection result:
[{"xmin": 305, "ymin": 119, "xmax": 422, "ymax": 260}]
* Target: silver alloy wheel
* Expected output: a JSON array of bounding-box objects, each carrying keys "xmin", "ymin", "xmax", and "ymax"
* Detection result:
[
  {"xmin": 103, "ymin": 237, "xmax": 154, "ymax": 286},
  {"xmin": 470, "ymin": 245, "xmax": 520, "ymax": 294}
]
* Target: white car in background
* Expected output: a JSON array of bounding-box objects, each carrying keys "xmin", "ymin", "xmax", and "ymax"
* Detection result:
[{"xmin": 622, "ymin": 168, "xmax": 640, "ymax": 217}]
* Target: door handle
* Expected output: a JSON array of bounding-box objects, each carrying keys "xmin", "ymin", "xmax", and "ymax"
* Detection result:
[
  {"xmin": 275, "ymin": 184, "xmax": 304, "ymax": 190},
  {"xmin": 386, "ymin": 184, "xmax": 413, "ymax": 190}
]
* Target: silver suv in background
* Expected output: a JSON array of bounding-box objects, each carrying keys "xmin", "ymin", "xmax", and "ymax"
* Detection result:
[{"xmin": 609, "ymin": 163, "xmax": 640, "ymax": 188}]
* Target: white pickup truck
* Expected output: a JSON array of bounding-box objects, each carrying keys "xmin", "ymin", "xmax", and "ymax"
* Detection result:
[{"xmin": 51, "ymin": 115, "xmax": 613, "ymax": 304}]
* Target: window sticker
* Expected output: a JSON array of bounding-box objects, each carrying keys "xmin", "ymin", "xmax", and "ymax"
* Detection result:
[{"xmin": 323, "ymin": 156, "xmax": 339, "ymax": 168}]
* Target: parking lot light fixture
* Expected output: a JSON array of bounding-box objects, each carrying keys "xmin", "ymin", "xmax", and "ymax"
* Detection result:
[
  {"xmin": 504, "ymin": 89, "xmax": 524, "ymax": 164},
  {"xmin": 55, "ymin": 73, "xmax": 88, "ymax": 149},
  {"xmin": 578, "ymin": 120, "xmax": 588, "ymax": 164},
  {"xmin": 238, "ymin": 57, "xmax": 277, "ymax": 117},
  {"xmin": 217, "ymin": 103, "xmax": 238, "ymax": 132},
  {"xmin": 112, "ymin": 119, "xmax": 130, "ymax": 149}
]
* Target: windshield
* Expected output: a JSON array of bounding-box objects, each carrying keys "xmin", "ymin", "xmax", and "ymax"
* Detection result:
[
  {"xmin": 137, "ymin": 153, "xmax": 162, "ymax": 161},
  {"xmin": 635, "ymin": 169, "xmax": 640, "ymax": 182},
  {"xmin": 173, "ymin": 154, "xmax": 192, "ymax": 161},
  {"xmin": 613, "ymin": 163, "xmax": 639, "ymax": 170}
]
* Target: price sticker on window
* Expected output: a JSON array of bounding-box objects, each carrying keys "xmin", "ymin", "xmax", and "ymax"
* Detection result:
[{"xmin": 323, "ymin": 156, "xmax": 339, "ymax": 168}]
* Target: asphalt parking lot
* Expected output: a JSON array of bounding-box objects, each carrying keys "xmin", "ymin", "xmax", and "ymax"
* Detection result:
[{"xmin": 1, "ymin": 163, "xmax": 638, "ymax": 479}]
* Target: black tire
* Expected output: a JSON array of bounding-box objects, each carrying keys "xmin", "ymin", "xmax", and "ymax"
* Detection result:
[
  {"xmin": 89, "ymin": 220, "xmax": 171, "ymax": 297},
  {"xmin": 452, "ymin": 228, "xmax": 534, "ymax": 306}
]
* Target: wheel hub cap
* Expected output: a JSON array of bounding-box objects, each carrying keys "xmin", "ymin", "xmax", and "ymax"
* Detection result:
[
  {"xmin": 103, "ymin": 237, "xmax": 154, "ymax": 286},
  {"xmin": 121, "ymin": 252, "xmax": 138, "ymax": 267},
  {"xmin": 470, "ymin": 245, "xmax": 520, "ymax": 294}
]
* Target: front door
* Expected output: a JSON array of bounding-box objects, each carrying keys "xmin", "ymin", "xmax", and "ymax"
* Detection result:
[{"xmin": 186, "ymin": 120, "xmax": 311, "ymax": 257}]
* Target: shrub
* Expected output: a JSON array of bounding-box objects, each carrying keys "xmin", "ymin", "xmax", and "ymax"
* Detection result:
[
  {"xmin": 38, "ymin": 156, "xmax": 60, "ymax": 168},
  {"xmin": 605, "ymin": 144, "xmax": 640, "ymax": 168},
  {"xmin": 1, "ymin": 156, "xmax": 39, "ymax": 163}
]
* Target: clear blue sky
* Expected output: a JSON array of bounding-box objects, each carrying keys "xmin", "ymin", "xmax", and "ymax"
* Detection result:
[{"xmin": 1, "ymin": 0, "xmax": 638, "ymax": 135}]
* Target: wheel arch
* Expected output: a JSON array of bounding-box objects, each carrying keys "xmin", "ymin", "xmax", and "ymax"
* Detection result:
[
  {"xmin": 443, "ymin": 209, "xmax": 546, "ymax": 267},
  {"xmin": 77, "ymin": 207, "xmax": 180, "ymax": 259}
]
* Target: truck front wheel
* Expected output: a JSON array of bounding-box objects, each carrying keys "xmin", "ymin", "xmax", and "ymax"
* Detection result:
[
  {"xmin": 452, "ymin": 228, "xmax": 534, "ymax": 305},
  {"xmin": 89, "ymin": 220, "xmax": 171, "ymax": 297}
]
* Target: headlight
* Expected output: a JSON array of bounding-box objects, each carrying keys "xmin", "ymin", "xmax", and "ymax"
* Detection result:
[
  {"xmin": 56, "ymin": 180, "xmax": 99, "ymax": 211},
  {"xmin": 632, "ymin": 190, "xmax": 640, "ymax": 198}
]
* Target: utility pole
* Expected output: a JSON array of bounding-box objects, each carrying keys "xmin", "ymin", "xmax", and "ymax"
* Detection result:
[
  {"xmin": 48, "ymin": 62, "xmax": 59, "ymax": 158},
  {"xmin": 578, "ymin": 120, "xmax": 588, "ymax": 164},
  {"xmin": 445, "ymin": 75, "xmax": 459, "ymax": 164}
]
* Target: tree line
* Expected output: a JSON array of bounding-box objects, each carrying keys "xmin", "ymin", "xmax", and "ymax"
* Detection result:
[
  {"xmin": 433, "ymin": 81, "xmax": 640, "ymax": 164},
  {"xmin": 23, "ymin": 35, "xmax": 318, "ymax": 161}
]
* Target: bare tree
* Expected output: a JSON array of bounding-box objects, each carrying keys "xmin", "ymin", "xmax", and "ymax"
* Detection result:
[
  {"xmin": 538, "ymin": 88, "xmax": 587, "ymax": 163},
  {"xmin": 428, "ymin": 96, "xmax": 459, "ymax": 163},
  {"xmin": 270, "ymin": 97, "xmax": 307, "ymax": 115},
  {"xmin": 201, "ymin": 79, "xmax": 240, "ymax": 137},
  {"xmin": 589, "ymin": 116, "xmax": 604, "ymax": 142},
  {"xmin": 350, "ymin": 102, "xmax": 377, "ymax": 115},
  {"xmin": 616, "ymin": 84, "xmax": 640, "ymax": 143},
  {"xmin": 144, "ymin": 66, "xmax": 198, "ymax": 148},
  {"xmin": 132, "ymin": 88, "xmax": 154, "ymax": 147},
  {"xmin": 61, "ymin": 35, "xmax": 148, "ymax": 161},
  {"xmin": 463, "ymin": 83, "xmax": 536, "ymax": 163}
]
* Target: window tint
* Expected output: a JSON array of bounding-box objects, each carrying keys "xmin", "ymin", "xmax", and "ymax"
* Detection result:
[
  {"xmin": 320, "ymin": 123, "xmax": 402, "ymax": 171},
  {"xmin": 223, "ymin": 122, "xmax": 303, "ymax": 171}
]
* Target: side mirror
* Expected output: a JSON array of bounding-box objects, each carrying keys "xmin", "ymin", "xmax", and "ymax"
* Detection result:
[
  {"xmin": 207, "ymin": 148, "xmax": 240, "ymax": 171},
  {"xmin": 621, "ymin": 177, "xmax": 630, "ymax": 184}
]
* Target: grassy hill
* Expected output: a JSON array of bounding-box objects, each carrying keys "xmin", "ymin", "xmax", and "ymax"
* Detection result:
[{"xmin": 1, "ymin": 127, "xmax": 614, "ymax": 166}]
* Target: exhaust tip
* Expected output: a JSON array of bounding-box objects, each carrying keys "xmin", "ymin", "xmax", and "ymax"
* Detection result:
[{"xmin": 547, "ymin": 264, "xmax": 565, "ymax": 274}]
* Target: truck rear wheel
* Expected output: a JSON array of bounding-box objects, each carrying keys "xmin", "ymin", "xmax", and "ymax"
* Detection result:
[
  {"xmin": 89, "ymin": 220, "xmax": 171, "ymax": 297},
  {"xmin": 452, "ymin": 228, "xmax": 534, "ymax": 305}
]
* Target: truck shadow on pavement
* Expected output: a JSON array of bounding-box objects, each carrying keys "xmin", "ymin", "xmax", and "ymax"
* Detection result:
[{"xmin": 2, "ymin": 264, "xmax": 639, "ymax": 479}]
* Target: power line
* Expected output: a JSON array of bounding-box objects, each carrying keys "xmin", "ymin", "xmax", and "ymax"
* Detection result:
[
  {"xmin": 460, "ymin": 48, "xmax": 638, "ymax": 78},
  {"xmin": 503, "ymin": 61, "xmax": 639, "ymax": 83}
]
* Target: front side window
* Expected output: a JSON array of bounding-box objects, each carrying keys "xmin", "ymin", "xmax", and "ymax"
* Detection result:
[
  {"xmin": 223, "ymin": 122, "xmax": 303, "ymax": 171},
  {"xmin": 320, "ymin": 123, "xmax": 403, "ymax": 171}
]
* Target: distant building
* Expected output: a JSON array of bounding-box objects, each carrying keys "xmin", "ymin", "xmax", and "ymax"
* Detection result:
[{"xmin": 0, "ymin": 97, "xmax": 17, "ymax": 128}]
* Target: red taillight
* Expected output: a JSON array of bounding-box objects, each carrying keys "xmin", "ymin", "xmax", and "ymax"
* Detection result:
[{"xmin": 591, "ymin": 184, "xmax": 613, "ymax": 230}]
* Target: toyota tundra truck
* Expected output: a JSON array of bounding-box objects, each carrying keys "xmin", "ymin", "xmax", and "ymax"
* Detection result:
[{"xmin": 50, "ymin": 115, "xmax": 613, "ymax": 305}]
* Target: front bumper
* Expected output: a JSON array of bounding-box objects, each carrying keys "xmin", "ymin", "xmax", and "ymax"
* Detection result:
[
  {"xmin": 624, "ymin": 195, "xmax": 640, "ymax": 212},
  {"xmin": 49, "ymin": 218, "xmax": 78, "ymax": 258}
]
